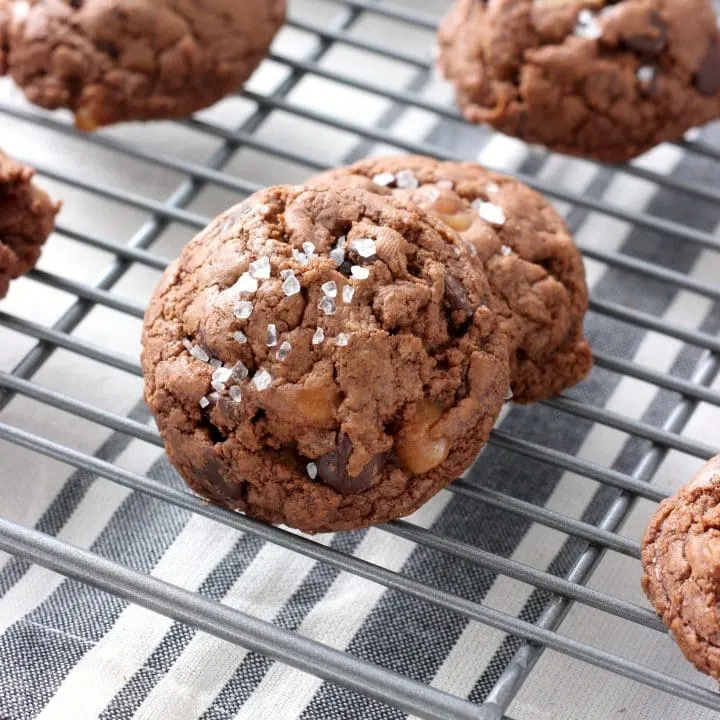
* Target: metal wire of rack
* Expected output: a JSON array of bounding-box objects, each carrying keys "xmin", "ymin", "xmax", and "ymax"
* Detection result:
[{"xmin": 0, "ymin": 0, "xmax": 719, "ymax": 718}]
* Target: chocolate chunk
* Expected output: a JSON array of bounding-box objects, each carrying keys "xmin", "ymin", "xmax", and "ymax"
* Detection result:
[
  {"xmin": 316, "ymin": 433, "xmax": 383, "ymax": 495},
  {"xmin": 696, "ymin": 39, "xmax": 720, "ymax": 96},
  {"xmin": 198, "ymin": 453, "xmax": 247, "ymax": 502},
  {"xmin": 444, "ymin": 275, "xmax": 473, "ymax": 318},
  {"xmin": 622, "ymin": 12, "xmax": 667, "ymax": 55}
]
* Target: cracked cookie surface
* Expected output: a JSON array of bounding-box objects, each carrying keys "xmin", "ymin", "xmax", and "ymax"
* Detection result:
[
  {"xmin": 0, "ymin": 0, "xmax": 285, "ymax": 128},
  {"xmin": 311, "ymin": 156, "xmax": 592, "ymax": 403},
  {"xmin": 642, "ymin": 455, "xmax": 720, "ymax": 682},
  {"xmin": 438, "ymin": 0, "xmax": 720, "ymax": 162},
  {"xmin": 142, "ymin": 185, "xmax": 510, "ymax": 533},
  {"xmin": 0, "ymin": 149, "xmax": 58, "ymax": 298}
]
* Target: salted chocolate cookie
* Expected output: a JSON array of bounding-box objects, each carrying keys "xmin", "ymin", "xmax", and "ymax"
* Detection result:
[
  {"xmin": 0, "ymin": 0, "xmax": 286, "ymax": 129},
  {"xmin": 0, "ymin": 150, "xmax": 58, "ymax": 298},
  {"xmin": 642, "ymin": 455, "xmax": 720, "ymax": 682},
  {"xmin": 310, "ymin": 156, "xmax": 592, "ymax": 403},
  {"xmin": 437, "ymin": 0, "xmax": 720, "ymax": 163},
  {"xmin": 142, "ymin": 184, "xmax": 510, "ymax": 533}
]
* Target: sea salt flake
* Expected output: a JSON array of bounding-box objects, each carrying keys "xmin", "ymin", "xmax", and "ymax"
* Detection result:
[
  {"xmin": 351, "ymin": 265, "xmax": 370, "ymax": 280},
  {"xmin": 501, "ymin": 244, "xmax": 512, "ymax": 256},
  {"xmin": 342, "ymin": 285, "xmax": 355, "ymax": 304},
  {"xmin": 330, "ymin": 248, "xmax": 346, "ymax": 266},
  {"xmin": 249, "ymin": 256, "xmax": 271, "ymax": 280},
  {"xmin": 321, "ymin": 280, "xmax": 338, "ymax": 298},
  {"xmin": 232, "ymin": 361, "xmax": 249, "ymax": 380},
  {"xmin": 574, "ymin": 9, "xmax": 602, "ymax": 39},
  {"xmin": 213, "ymin": 367, "xmax": 233, "ymax": 385},
  {"xmin": 351, "ymin": 238, "xmax": 376, "ymax": 258},
  {"xmin": 302, "ymin": 241, "xmax": 316, "ymax": 258},
  {"xmin": 266, "ymin": 324, "xmax": 278, "ymax": 347},
  {"xmin": 307, "ymin": 462, "xmax": 318, "ymax": 480},
  {"xmin": 395, "ymin": 169, "xmax": 420, "ymax": 189},
  {"xmin": 283, "ymin": 273, "xmax": 301, "ymax": 297},
  {"xmin": 336, "ymin": 333, "xmax": 349, "ymax": 347},
  {"xmin": 312, "ymin": 328, "xmax": 325, "ymax": 345},
  {"xmin": 318, "ymin": 296, "xmax": 336, "ymax": 316},
  {"xmin": 252, "ymin": 369, "xmax": 272, "ymax": 391},
  {"xmin": 233, "ymin": 330, "xmax": 247, "ymax": 344},
  {"xmin": 235, "ymin": 300, "xmax": 253, "ymax": 320},
  {"xmin": 199, "ymin": 396, "xmax": 210, "ymax": 409},
  {"xmin": 229, "ymin": 386, "xmax": 242, "ymax": 402},
  {"xmin": 235, "ymin": 272, "xmax": 258, "ymax": 294},
  {"xmin": 190, "ymin": 345, "xmax": 210, "ymax": 363},
  {"xmin": 474, "ymin": 200, "xmax": 506, "ymax": 227},
  {"xmin": 372, "ymin": 172, "xmax": 395, "ymax": 187},
  {"xmin": 276, "ymin": 341, "xmax": 292, "ymax": 361}
]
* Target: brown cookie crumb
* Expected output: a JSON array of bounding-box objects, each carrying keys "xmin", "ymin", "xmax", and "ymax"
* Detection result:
[
  {"xmin": 642, "ymin": 455, "xmax": 720, "ymax": 682},
  {"xmin": 437, "ymin": 0, "xmax": 720, "ymax": 162},
  {"xmin": 0, "ymin": 149, "xmax": 59, "ymax": 298},
  {"xmin": 310, "ymin": 156, "xmax": 592, "ymax": 403},
  {"xmin": 0, "ymin": 0, "xmax": 286, "ymax": 129},
  {"xmin": 141, "ymin": 184, "xmax": 510, "ymax": 533}
]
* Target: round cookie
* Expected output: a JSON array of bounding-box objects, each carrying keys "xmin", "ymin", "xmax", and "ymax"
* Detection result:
[
  {"xmin": 0, "ymin": 150, "xmax": 59, "ymax": 299},
  {"xmin": 437, "ymin": 0, "xmax": 720, "ymax": 163},
  {"xmin": 310, "ymin": 156, "xmax": 592, "ymax": 404},
  {"xmin": 0, "ymin": 0, "xmax": 286, "ymax": 129},
  {"xmin": 642, "ymin": 455, "xmax": 720, "ymax": 682},
  {"xmin": 142, "ymin": 184, "xmax": 510, "ymax": 533}
]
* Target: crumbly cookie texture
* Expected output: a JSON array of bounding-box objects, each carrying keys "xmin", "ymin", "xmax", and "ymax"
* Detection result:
[
  {"xmin": 310, "ymin": 156, "xmax": 592, "ymax": 403},
  {"xmin": 438, "ymin": 0, "xmax": 720, "ymax": 163},
  {"xmin": 0, "ymin": 0, "xmax": 286, "ymax": 129},
  {"xmin": 142, "ymin": 185, "xmax": 511, "ymax": 533},
  {"xmin": 642, "ymin": 455, "xmax": 720, "ymax": 682},
  {"xmin": 0, "ymin": 149, "xmax": 59, "ymax": 298}
]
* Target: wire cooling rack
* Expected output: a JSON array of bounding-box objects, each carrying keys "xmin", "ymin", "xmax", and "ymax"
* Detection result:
[{"xmin": 1, "ymin": 1, "xmax": 720, "ymax": 718}]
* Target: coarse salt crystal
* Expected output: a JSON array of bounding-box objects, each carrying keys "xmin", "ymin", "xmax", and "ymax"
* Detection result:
[
  {"xmin": 637, "ymin": 65, "xmax": 656, "ymax": 85},
  {"xmin": 474, "ymin": 200, "xmax": 506, "ymax": 227},
  {"xmin": 190, "ymin": 345, "xmax": 210, "ymax": 363},
  {"xmin": 307, "ymin": 462, "xmax": 318, "ymax": 480},
  {"xmin": 235, "ymin": 300, "xmax": 253, "ymax": 320},
  {"xmin": 336, "ymin": 333, "xmax": 349, "ymax": 347},
  {"xmin": 321, "ymin": 280, "xmax": 338, "ymax": 298},
  {"xmin": 235, "ymin": 272, "xmax": 258, "ymax": 294},
  {"xmin": 312, "ymin": 328, "xmax": 325, "ymax": 345},
  {"xmin": 213, "ymin": 367, "xmax": 233, "ymax": 385},
  {"xmin": 229, "ymin": 386, "xmax": 242, "ymax": 402},
  {"xmin": 199, "ymin": 396, "xmax": 210, "ymax": 409},
  {"xmin": 351, "ymin": 238, "xmax": 376, "ymax": 258},
  {"xmin": 351, "ymin": 265, "xmax": 370, "ymax": 280},
  {"xmin": 500, "ymin": 245, "xmax": 512, "ymax": 256},
  {"xmin": 281, "ymin": 269, "xmax": 294, "ymax": 279},
  {"xmin": 318, "ymin": 296, "xmax": 336, "ymax": 316},
  {"xmin": 330, "ymin": 248, "xmax": 346, "ymax": 266},
  {"xmin": 336, "ymin": 236, "xmax": 347, "ymax": 249},
  {"xmin": 209, "ymin": 358, "xmax": 221, "ymax": 370},
  {"xmin": 276, "ymin": 341, "xmax": 292, "ymax": 361},
  {"xmin": 211, "ymin": 380, "xmax": 226, "ymax": 393},
  {"xmin": 486, "ymin": 182, "xmax": 500, "ymax": 194},
  {"xmin": 252, "ymin": 369, "xmax": 272, "ymax": 391},
  {"xmin": 395, "ymin": 169, "xmax": 420, "ymax": 189},
  {"xmin": 292, "ymin": 249, "xmax": 309, "ymax": 266},
  {"xmin": 302, "ymin": 241, "xmax": 316, "ymax": 258},
  {"xmin": 232, "ymin": 361, "xmax": 249, "ymax": 380},
  {"xmin": 574, "ymin": 9, "xmax": 602, "ymax": 39},
  {"xmin": 342, "ymin": 285, "xmax": 355, "ymax": 304},
  {"xmin": 249, "ymin": 256, "xmax": 271, "ymax": 280},
  {"xmin": 233, "ymin": 330, "xmax": 247, "ymax": 344},
  {"xmin": 372, "ymin": 172, "xmax": 395, "ymax": 187},
  {"xmin": 282, "ymin": 273, "xmax": 301, "ymax": 297},
  {"xmin": 182, "ymin": 338, "xmax": 193, "ymax": 352},
  {"xmin": 266, "ymin": 324, "xmax": 278, "ymax": 347}
]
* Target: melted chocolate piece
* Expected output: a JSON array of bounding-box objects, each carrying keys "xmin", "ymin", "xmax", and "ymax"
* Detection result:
[
  {"xmin": 444, "ymin": 275, "xmax": 473, "ymax": 319},
  {"xmin": 696, "ymin": 39, "xmax": 720, "ymax": 96},
  {"xmin": 198, "ymin": 452, "xmax": 247, "ymax": 502},
  {"xmin": 316, "ymin": 433, "xmax": 384, "ymax": 495},
  {"xmin": 622, "ymin": 12, "xmax": 667, "ymax": 56}
]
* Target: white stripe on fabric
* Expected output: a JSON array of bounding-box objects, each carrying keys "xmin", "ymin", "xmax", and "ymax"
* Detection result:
[
  {"xmin": 36, "ymin": 515, "xmax": 241, "ymax": 720},
  {"xmin": 130, "ymin": 533, "xmax": 334, "ymax": 720},
  {"xmin": 233, "ymin": 492, "xmax": 450, "ymax": 720}
]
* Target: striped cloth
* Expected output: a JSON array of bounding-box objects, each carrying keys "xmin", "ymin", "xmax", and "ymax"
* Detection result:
[{"xmin": 1, "ymin": 2, "xmax": 720, "ymax": 716}]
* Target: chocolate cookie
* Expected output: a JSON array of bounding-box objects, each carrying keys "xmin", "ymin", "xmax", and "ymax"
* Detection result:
[
  {"xmin": 0, "ymin": 0, "xmax": 286, "ymax": 129},
  {"xmin": 642, "ymin": 455, "xmax": 720, "ymax": 682},
  {"xmin": 437, "ymin": 0, "xmax": 720, "ymax": 162},
  {"xmin": 310, "ymin": 156, "xmax": 592, "ymax": 403},
  {"xmin": 142, "ymin": 184, "xmax": 510, "ymax": 533},
  {"xmin": 0, "ymin": 150, "xmax": 58, "ymax": 299}
]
